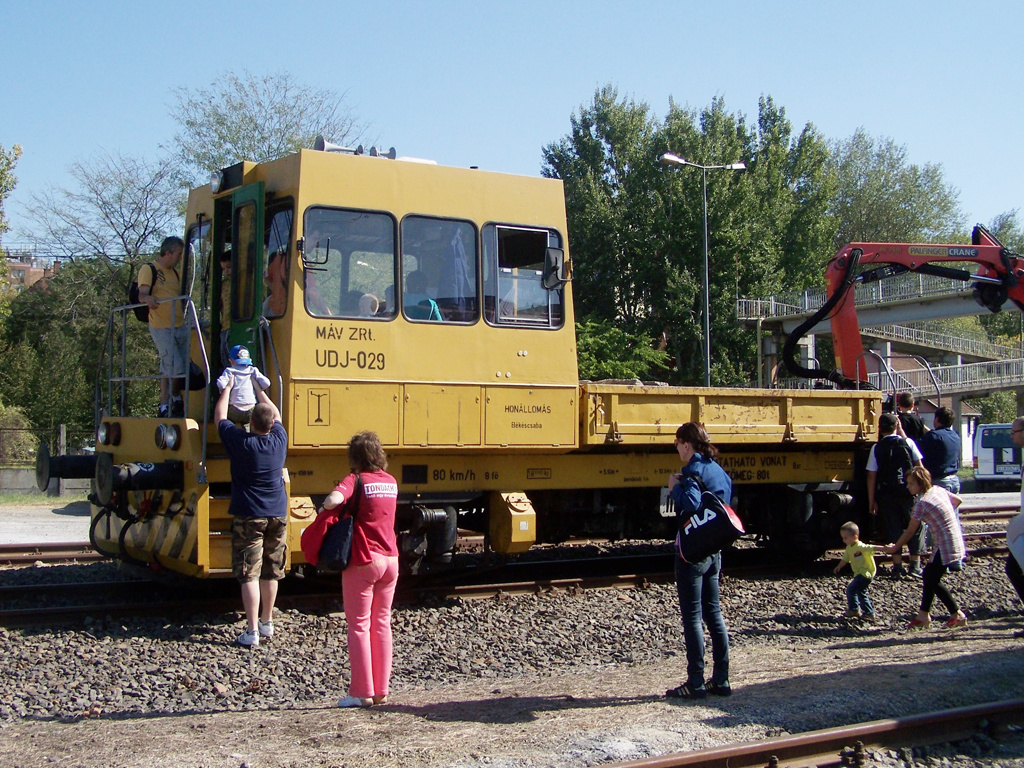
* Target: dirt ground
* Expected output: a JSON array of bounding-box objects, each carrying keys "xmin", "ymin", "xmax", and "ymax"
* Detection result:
[{"xmin": 2, "ymin": 616, "xmax": 1022, "ymax": 768}]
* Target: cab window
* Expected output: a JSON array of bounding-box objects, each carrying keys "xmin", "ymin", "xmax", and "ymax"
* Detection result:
[
  {"xmin": 401, "ymin": 216, "xmax": 477, "ymax": 323},
  {"xmin": 483, "ymin": 224, "xmax": 563, "ymax": 328},
  {"xmin": 184, "ymin": 218, "xmax": 212, "ymax": 324},
  {"xmin": 302, "ymin": 207, "xmax": 397, "ymax": 319},
  {"xmin": 233, "ymin": 202, "xmax": 259, "ymax": 322},
  {"xmin": 263, "ymin": 205, "xmax": 293, "ymax": 318}
]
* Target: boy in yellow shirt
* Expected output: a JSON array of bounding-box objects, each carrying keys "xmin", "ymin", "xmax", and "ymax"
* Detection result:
[{"xmin": 834, "ymin": 521, "xmax": 879, "ymax": 620}]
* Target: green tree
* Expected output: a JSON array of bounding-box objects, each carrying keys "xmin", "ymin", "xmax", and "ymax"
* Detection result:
[
  {"xmin": 966, "ymin": 391, "xmax": 1017, "ymax": 424},
  {"xmin": 170, "ymin": 70, "xmax": 372, "ymax": 185},
  {"xmin": 0, "ymin": 143, "xmax": 22, "ymax": 239},
  {"xmin": 544, "ymin": 88, "xmax": 835, "ymax": 386},
  {"xmin": 0, "ymin": 400, "xmax": 36, "ymax": 465},
  {"xmin": 828, "ymin": 129, "xmax": 964, "ymax": 248},
  {"xmin": 748, "ymin": 98, "xmax": 837, "ymax": 290},
  {"xmin": 0, "ymin": 259, "xmax": 159, "ymax": 431},
  {"xmin": 0, "ymin": 143, "xmax": 23, "ymax": 324},
  {"xmin": 987, "ymin": 209, "xmax": 1024, "ymax": 253},
  {"xmin": 542, "ymin": 86, "xmax": 664, "ymax": 332},
  {"xmin": 658, "ymin": 96, "xmax": 754, "ymax": 384},
  {"xmin": 576, "ymin": 320, "xmax": 670, "ymax": 381}
]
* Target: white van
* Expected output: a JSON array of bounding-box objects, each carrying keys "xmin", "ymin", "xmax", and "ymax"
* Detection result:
[{"xmin": 973, "ymin": 423, "xmax": 1022, "ymax": 490}]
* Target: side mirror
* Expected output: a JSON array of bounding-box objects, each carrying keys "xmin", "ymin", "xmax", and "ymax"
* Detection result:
[
  {"xmin": 299, "ymin": 236, "xmax": 329, "ymax": 266},
  {"xmin": 542, "ymin": 247, "xmax": 567, "ymax": 290}
]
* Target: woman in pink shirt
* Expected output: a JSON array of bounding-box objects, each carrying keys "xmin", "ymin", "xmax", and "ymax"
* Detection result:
[{"xmin": 320, "ymin": 431, "xmax": 399, "ymax": 707}]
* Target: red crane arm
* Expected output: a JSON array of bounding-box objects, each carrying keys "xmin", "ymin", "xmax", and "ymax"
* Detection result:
[{"xmin": 824, "ymin": 227, "xmax": 1024, "ymax": 383}]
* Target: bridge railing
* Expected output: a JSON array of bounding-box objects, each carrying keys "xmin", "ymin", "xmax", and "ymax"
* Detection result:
[
  {"xmin": 737, "ymin": 273, "xmax": 974, "ymax": 320},
  {"xmin": 869, "ymin": 358, "xmax": 1024, "ymax": 395},
  {"xmin": 865, "ymin": 323, "xmax": 1019, "ymax": 360}
]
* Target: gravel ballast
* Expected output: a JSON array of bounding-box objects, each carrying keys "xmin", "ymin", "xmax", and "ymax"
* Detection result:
[{"xmin": 1, "ymin": 552, "xmax": 1023, "ymax": 767}]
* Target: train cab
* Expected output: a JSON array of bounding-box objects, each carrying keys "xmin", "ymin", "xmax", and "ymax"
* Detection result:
[{"xmin": 82, "ymin": 146, "xmax": 579, "ymax": 577}]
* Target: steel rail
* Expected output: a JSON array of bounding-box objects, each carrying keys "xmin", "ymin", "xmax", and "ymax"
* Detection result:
[
  {"xmin": 611, "ymin": 698, "xmax": 1024, "ymax": 768},
  {"xmin": 0, "ymin": 542, "xmax": 102, "ymax": 565}
]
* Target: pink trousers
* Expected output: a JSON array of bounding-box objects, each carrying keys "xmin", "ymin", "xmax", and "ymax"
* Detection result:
[{"xmin": 342, "ymin": 554, "xmax": 399, "ymax": 699}]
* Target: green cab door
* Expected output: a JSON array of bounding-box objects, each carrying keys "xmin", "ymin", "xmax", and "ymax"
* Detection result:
[{"xmin": 228, "ymin": 182, "xmax": 265, "ymax": 361}]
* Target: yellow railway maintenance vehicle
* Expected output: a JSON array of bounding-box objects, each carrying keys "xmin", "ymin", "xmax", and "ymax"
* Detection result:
[{"xmin": 39, "ymin": 142, "xmax": 882, "ymax": 578}]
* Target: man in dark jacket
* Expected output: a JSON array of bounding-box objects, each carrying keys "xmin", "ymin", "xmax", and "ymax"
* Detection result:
[
  {"xmin": 215, "ymin": 376, "xmax": 288, "ymax": 647},
  {"xmin": 867, "ymin": 413, "xmax": 924, "ymax": 578},
  {"xmin": 918, "ymin": 406, "xmax": 961, "ymax": 493}
]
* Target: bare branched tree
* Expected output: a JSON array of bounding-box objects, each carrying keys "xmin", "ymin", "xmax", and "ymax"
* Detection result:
[
  {"xmin": 169, "ymin": 70, "xmax": 372, "ymax": 185},
  {"xmin": 22, "ymin": 151, "xmax": 181, "ymax": 268}
]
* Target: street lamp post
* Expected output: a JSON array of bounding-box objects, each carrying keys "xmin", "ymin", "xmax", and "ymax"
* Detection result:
[{"xmin": 659, "ymin": 152, "xmax": 745, "ymax": 387}]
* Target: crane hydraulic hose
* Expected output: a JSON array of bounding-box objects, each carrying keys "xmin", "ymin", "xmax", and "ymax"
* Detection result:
[{"xmin": 782, "ymin": 248, "xmax": 865, "ymax": 389}]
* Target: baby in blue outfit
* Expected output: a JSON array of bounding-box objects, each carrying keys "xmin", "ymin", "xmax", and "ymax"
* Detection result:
[{"xmin": 216, "ymin": 345, "xmax": 271, "ymax": 427}]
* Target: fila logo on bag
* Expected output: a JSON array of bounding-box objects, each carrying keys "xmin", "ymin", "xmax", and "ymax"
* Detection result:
[{"xmin": 683, "ymin": 508, "xmax": 718, "ymax": 536}]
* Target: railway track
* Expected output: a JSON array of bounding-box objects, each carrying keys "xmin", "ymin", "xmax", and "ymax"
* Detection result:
[
  {"xmin": 612, "ymin": 698, "xmax": 1024, "ymax": 768},
  {"xmin": 0, "ymin": 538, "xmax": 1010, "ymax": 627},
  {"xmin": 0, "ymin": 503, "xmax": 1016, "ymax": 626}
]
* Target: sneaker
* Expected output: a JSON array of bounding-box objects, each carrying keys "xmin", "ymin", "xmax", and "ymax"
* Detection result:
[
  {"xmin": 170, "ymin": 398, "xmax": 184, "ymax": 418},
  {"xmin": 666, "ymin": 682, "xmax": 707, "ymax": 700},
  {"xmin": 862, "ymin": 612, "xmax": 877, "ymax": 623},
  {"xmin": 337, "ymin": 695, "xmax": 373, "ymax": 708},
  {"xmin": 844, "ymin": 610, "xmax": 861, "ymax": 619},
  {"xmin": 706, "ymin": 681, "xmax": 732, "ymax": 697},
  {"xmin": 908, "ymin": 563, "xmax": 924, "ymax": 578},
  {"xmin": 891, "ymin": 565, "xmax": 907, "ymax": 580},
  {"xmin": 157, "ymin": 403, "xmax": 169, "ymax": 418},
  {"xmin": 258, "ymin": 619, "xmax": 274, "ymax": 638},
  {"xmin": 236, "ymin": 628, "xmax": 259, "ymax": 647}
]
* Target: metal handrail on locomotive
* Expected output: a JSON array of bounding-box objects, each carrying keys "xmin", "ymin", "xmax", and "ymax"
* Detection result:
[{"xmin": 39, "ymin": 142, "xmax": 882, "ymax": 578}]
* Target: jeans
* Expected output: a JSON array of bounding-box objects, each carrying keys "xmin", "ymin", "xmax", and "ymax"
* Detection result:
[
  {"xmin": 846, "ymin": 575, "xmax": 874, "ymax": 615},
  {"xmin": 675, "ymin": 552, "xmax": 729, "ymax": 689},
  {"xmin": 934, "ymin": 475, "xmax": 961, "ymax": 494},
  {"xmin": 342, "ymin": 554, "xmax": 399, "ymax": 699}
]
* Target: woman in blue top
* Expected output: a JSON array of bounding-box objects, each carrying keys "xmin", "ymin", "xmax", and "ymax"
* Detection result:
[{"xmin": 666, "ymin": 422, "xmax": 733, "ymax": 700}]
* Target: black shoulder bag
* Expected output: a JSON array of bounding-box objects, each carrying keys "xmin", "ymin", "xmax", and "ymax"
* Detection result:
[
  {"xmin": 317, "ymin": 474, "xmax": 364, "ymax": 574},
  {"xmin": 677, "ymin": 473, "xmax": 745, "ymax": 563}
]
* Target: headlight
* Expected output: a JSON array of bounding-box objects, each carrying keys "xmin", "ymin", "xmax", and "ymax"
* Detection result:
[
  {"xmin": 210, "ymin": 170, "xmax": 224, "ymax": 193},
  {"xmin": 154, "ymin": 424, "xmax": 181, "ymax": 451},
  {"xmin": 97, "ymin": 422, "xmax": 122, "ymax": 446}
]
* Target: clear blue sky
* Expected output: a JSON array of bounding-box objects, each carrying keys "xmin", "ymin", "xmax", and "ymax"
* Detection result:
[{"xmin": 2, "ymin": 0, "xmax": 1021, "ymax": 243}]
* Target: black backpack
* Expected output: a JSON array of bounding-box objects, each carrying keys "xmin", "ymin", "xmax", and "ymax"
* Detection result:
[
  {"xmin": 875, "ymin": 436, "xmax": 913, "ymax": 499},
  {"xmin": 128, "ymin": 263, "xmax": 155, "ymax": 322}
]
